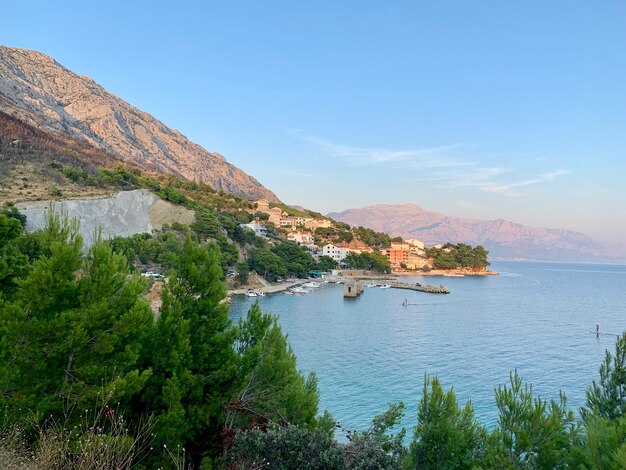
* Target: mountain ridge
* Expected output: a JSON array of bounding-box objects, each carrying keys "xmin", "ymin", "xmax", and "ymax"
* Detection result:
[
  {"xmin": 0, "ymin": 46, "xmax": 278, "ymax": 201},
  {"xmin": 328, "ymin": 203, "xmax": 626, "ymax": 263}
]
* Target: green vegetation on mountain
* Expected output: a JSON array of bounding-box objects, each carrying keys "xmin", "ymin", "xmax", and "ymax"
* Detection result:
[
  {"xmin": 314, "ymin": 226, "xmax": 354, "ymax": 245},
  {"xmin": 249, "ymin": 241, "xmax": 332, "ymax": 281},
  {"xmin": 351, "ymin": 226, "xmax": 402, "ymax": 248},
  {"xmin": 425, "ymin": 243, "xmax": 490, "ymax": 270},
  {"xmin": 343, "ymin": 250, "xmax": 392, "ymax": 273}
]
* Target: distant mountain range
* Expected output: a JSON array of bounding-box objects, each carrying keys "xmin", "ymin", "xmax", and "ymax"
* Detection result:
[
  {"xmin": 328, "ymin": 204, "xmax": 626, "ymax": 263},
  {"xmin": 0, "ymin": 46, "xmax": 278, "ymax": 201}
]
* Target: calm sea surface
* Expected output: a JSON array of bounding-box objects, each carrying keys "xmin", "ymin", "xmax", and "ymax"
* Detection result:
[{"xmin": 229, "ymin": 261, "xmax": 626, "ymax": 431}]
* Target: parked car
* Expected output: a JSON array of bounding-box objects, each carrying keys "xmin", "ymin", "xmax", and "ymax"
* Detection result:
[{"xmin": 142, "ymin": 271, "xmax": 164, "ymax": 279}]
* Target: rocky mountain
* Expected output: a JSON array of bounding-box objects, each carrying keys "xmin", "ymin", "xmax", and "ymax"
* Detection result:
[
  {"xmin": 0, "ymin": 46, "xmax": 278, "ymax": 201},
  {"xmin": 328, "ymin": 204, "xmax": 626, "ymax": 263}
]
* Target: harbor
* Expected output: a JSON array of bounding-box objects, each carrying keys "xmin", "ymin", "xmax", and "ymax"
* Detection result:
[
  {"xmin": 229, "ymin": 273, "xmax": 450, "ymax": 298},
  {"xmin": 342, "ymin": 278, "xmax": 450, "ymax": 297}
]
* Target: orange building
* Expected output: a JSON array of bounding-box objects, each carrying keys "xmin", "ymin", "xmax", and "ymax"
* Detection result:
[
  {"xmin": 383, "ymin": 240, "xmax": 427, "ymax": 269},
  {"xmin": 384, "ymin": 246, "xmax": 409, "ymax": 267}
]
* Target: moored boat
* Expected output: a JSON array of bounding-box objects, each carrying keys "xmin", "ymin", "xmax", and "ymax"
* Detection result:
[
  {"xmin": 302, "ymin": 281, "xmax": 321, "ymax": 288},
  {"xmin": 290, "ymin": 286, "xmax": 312, "ymax": 294}
]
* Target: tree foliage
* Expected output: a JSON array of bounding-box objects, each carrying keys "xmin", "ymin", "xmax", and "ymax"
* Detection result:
[
  {"xmin": 227, "ymin": 303, "xmax": 320, "ymax": 432},
  {"xmin": 270, "ymin": 241, "xmax": 315, "ymax": 278},
  {"xmin": 345, "ymin": 402, "xmax": 406, "ymax": 470},
  {"xmin": 250, "ymin": 248, "xmax": 287, "ymax": 281},
  {"xmin": 486, "ymin": 370, "xmax": 578, "ymax": 469},
  {"xmin": 407, "ymin": 376, "xmax": 485, "ymax": 469},
  {"xmin": 141, "ymin": 236, "xmax": 237, "ymax": 463},
  {"xmin": 0, "ymin": 215, "xmax": 153, "ymax": 423},
  {"xmin": 343, "ymin": 250, "xmax": 391, "ymax": 273},
  {"xmin": 229, "ymin": 425, "xmax": 345, "ymax": 470},
  {"xmin": 351, "ymin": 226, "xmax": 395, "ymax": 248},
  {"xmin": 316, "ymin": 255, "xmax": 338, "ymax": 272},
  {"xmin": 583, "ymin": 332, "xmax": 626, "ymax": 420},
  {"xmin": 426, "ymin": 243, "xmax": 490, "ymax": 269}
]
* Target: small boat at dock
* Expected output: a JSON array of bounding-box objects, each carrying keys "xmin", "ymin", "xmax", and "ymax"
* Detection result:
[
  {"xmin": 302, "ymin": 281, "xmax": 321, "ymax": 288},
  {"xmin": 246, "ymin": 290, "xmax": 265, "ymax": 297},
  {"xmin": 291, "ymin": 286, "xmax": 312, "ymax": 294}
]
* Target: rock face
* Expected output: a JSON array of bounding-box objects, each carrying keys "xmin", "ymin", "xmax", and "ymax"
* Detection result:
[
  {"xmin": 328, "ymin": 204, "xmax": 626, "ymax": 263},
  {"xmin": 0, "ymin": 46, "xmax": 278, "ymax": 201},
  {"xmin": 17, "ymin": 189, "xmax": 195, "ymax": 248}
]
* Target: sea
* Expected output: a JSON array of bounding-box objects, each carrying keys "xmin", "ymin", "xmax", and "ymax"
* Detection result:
[{"xmin": 229, "ymin": 261, "xmax": 626, "ymax": 433}]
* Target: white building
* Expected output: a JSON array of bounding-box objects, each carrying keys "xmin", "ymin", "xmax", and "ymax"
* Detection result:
[
  {"xmin": 240, "ymin": 222, "xmax": 268, "ymax": 238},
  {"xmin": 405, "ymin": 238, "xmax": 425, "ymax": 249},
  {"xmin": 322, "ymin": 243, "xmax": 351, "ymax": 261},
  {"xmin": 287, "ymin": 231, "xmax": 314, "ymax": 245},
  {"xmin": 280, "ymin": 216, "xmax": 310, "ymax": 230},
  {"xmin": 304, "ymin": 218, "xmax": 332, "ymax": 230}
]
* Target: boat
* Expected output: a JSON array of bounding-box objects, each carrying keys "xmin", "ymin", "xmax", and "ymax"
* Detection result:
[
  {"xmin": 245, "ymin": 291, "xmax": 258, "ymax": 297},
  {"xmin": 302, "ymin": 281, "xmax": 321, "ymax": 288},
  {"xmin": 290, "ymin": 286, "xmax": 312, "ymax": 294},
  {"xmin": 254, "ymin": 291, "xmax": 266, "ymax": 297},
  {"xmin": 378, "ymin": 284, "xmax": 391, "ymax": 289}
]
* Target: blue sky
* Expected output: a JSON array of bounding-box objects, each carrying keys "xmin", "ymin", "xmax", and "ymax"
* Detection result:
[{"xmin": 2, "ymin": 1, "xmax": 625, "ymax": 241}]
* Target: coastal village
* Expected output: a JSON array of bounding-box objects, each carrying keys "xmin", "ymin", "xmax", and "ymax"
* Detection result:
[
  {"xmin": 242, "ymin": 199, "xmax": 432, "ymax": 271},
  {"xmin": 230, "ymin": 199, "xmax": 495, "ymax": 298},
  {"xmin": 240, "ymin": 199, "xmax": 482, "ymax": 273}
]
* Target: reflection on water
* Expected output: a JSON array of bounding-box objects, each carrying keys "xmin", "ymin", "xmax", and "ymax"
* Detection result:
[{"xmin": 229, "ymin": 261, "xmax": 626, "ymax": 431}]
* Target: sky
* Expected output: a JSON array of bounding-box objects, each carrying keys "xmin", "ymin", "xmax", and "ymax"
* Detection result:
[{"xmin": 2, "ymin": 1, "xmax": 625, "ymax": 241}]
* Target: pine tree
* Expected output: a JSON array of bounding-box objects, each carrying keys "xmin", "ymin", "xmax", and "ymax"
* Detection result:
[
  {"xmin": 583, "ymin": 333, "xmax": 626, "ymax": 420},
  {"xmin": 143, "ymin": 236, "xmax": 237, "ymax": 463},
  {"xmin": 226, "ymin": 303, "xmax": 320, "ymax": 431},
  {"xmin": 0, "ymin": 216, "xmax": 153, "ymax": 422},
  {"xmin": 486, "ymin": 371, "xmax": 578, "ymax": 469},
  {"xmin": 406, "ymin": 375, "xmax": 485, "ymax": 469}
]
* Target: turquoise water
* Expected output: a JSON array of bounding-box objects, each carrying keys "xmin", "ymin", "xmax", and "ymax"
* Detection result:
[{"xmin": 229, "ymin": 261, "xmax": 626, "ymax": 431}]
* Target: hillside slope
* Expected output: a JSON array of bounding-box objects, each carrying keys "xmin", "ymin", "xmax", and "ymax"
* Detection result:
[
  {"xmin": 328, "ymin": 204, "xmax": 626, "ymax": 263},
  {"xmin": 0, "ymin": 46, "xmax": 278, "ymax": 201},
  {"xmin": 17, "ymin": 189, "xmax": 195, "ymax": 248}
]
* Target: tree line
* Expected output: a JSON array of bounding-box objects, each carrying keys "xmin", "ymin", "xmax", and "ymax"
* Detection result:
[{"xmin": 425, "ymin": 243, "xmax": 490, "ymax": 270}]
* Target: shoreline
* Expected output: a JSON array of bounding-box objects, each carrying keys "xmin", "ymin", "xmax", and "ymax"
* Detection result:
[
  {"xmin": 227, "ymin": 267, "xmax": 498, "ymax": 297},
  {"xmin": 392, "ymin": 268, "xmax": 499, "ymax": 277},
  {"xmin": 228, "ymin": 279, "xmax": 310, "ymax": 297}
]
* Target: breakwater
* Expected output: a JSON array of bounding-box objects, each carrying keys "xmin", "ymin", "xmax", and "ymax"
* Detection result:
[{"xmin": 388, "ymin": 281, "xmax": 450, "ymax": 294}]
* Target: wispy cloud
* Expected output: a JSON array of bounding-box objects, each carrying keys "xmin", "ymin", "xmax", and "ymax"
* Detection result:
[
  {"xmin": 420, "ymin": 168, "xmax": 569, "ymax": 197},
  {"xmin": 479, "ymin": 169, "xmax": 570, "ymax": 196},
  {"xmin": 291, "ymin": 130, "xmax": 569, "ymax": 196},
  {"xmin": 291, "ymin": 130, "xmax": 469, "ymax": 169}
]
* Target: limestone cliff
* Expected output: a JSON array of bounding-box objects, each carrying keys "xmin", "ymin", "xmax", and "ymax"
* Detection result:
[
  {"xmin": 16, "ymin": 189, "xmax": 195, "ymax": 248},
  {"xmin": 0, "ymin": 46, "xmax": 279, "ymax": 202}
]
